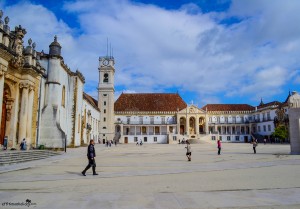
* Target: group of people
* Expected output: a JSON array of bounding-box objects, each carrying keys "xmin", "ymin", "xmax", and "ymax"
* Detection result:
[
  {"xmin": 105, "ymin": 140, "xmax": 117, "ymax": 147},
  {"xmin": 136, "ymin": 140, "xmax": 143, "ymax": 146},
  {"xmin": 216, "ymin": 138, "xmax": 259, "ymax": 155},
  {"xmin": 81, "ymin": 137, "xmax": 261, "ymax": 176}
]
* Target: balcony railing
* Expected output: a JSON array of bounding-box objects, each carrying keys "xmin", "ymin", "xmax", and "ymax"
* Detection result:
[
  {"xmin": 117, "ymin": 120, "xmax": 177, "ymax": 125},
  {"xmin": 123, "ymin": 132, "xmax": 168, "ymax": 136}
]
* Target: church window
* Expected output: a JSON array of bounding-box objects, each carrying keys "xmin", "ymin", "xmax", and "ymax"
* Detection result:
[
  {"xmin": 104, "ymin": 109, "xmax": 106, "ymax": 113},
  {"xmin": 144, "ymin": 137, "xmax": 147, "ymax": 142},
  {"xmin": 104, "ymin": 117, "xmax": 106, "ymax": 122},
  {"xmin": 103, "ymin": 73, "xmax": 109, "ymax": 82},
  {"xmin": 104, "ymin": 101, "xmax": 106, "ymax": 106},
  {"xmin": 61, "ymin": 86, "xmax": 66, "ymax": 107}
]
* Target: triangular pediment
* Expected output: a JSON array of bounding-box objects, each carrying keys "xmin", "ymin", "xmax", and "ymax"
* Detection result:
[{"xmin": 178, "ymin": 105, "xmax": 206, "ymax": 114}]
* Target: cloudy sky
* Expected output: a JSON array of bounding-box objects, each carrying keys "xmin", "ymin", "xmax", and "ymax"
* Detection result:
[{"xmin": 2, "ymin": 0, "xmax": 299, "ymax": 107}]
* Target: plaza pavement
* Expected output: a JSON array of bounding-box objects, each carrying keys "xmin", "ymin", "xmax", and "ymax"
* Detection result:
[{"xmin": 0, "ymin": 142, "xmax": 300, "ymax": 209}]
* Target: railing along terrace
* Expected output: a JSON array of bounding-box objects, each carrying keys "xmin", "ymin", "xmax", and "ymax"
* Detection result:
[{"xmin": 119, "ymin": 120, "xmax": 177, "ymax": 125}]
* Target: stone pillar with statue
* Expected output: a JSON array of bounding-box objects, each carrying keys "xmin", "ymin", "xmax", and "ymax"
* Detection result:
[{"xmin": 288, "ymin": 91, "xmax": 300, "ymax": 154}]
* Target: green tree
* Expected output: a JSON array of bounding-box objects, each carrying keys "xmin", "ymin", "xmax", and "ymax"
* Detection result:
[{"xmin": 272, "ymin": 125, "xmax": 288, "ymax": 142}]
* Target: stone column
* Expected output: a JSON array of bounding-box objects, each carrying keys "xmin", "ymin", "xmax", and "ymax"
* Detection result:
[
  {"xmin": 26, "ymin": 85, "xmax": 35, "ymax": 144},
  {"xmin": 0, "ymin": 63, "xmax": 7, "ymax": 128},
  {"xmin": 186, "ymin": 116, "xmax": 189, "ymax": 135},
  {"xmin": 205, "ymin": 114, "xmax": 209, "ymax": 134},
  {"xmin": 18, "ymin": 82, "xmax": 29, "ymax": 143},
  {"xmin": 196, "ymin": 116, "xmax": 199, "ymax": 135}
]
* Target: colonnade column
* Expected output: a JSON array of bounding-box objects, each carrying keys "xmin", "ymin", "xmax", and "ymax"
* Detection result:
[
  {"xmin": 26, "ymin": 85, "xmax": 35, "ymax": 144},
  {"xmin": 18, "ymin": 81, "xmax": 29, "ymax": 143},
  {"xmin": 185, "ymin": 116, "xmax": 189, "ymax": 135},
  {"xmin": 196, "ymin": 116, "xmax": 199, "ymax": 135},
  {"xmin": 0, "ymin": 63, "xmax": 7, "ymax": 128},
  {"xmin": 205, "ymin": 114, "xmax": 209, "ymax": 134}
]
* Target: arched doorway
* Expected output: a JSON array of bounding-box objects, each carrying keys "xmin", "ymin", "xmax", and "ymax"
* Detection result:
[
  {"xmin": 199, "ymin": 117, "xmax": 205, "ymax": 134},
  {"xmin": 189, "ymin": 117, "xmax": 196, "ymax": 134},
  {"xmin": 180, "ymin": 117, "xmax": 186, "ymax": 135},
  {"xmin": 0, "ymin": 84, "xmax": 10, "ymax": 146}
]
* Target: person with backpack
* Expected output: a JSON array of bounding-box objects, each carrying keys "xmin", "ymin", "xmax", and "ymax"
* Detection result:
[{"xmin": 20, "ymin": 138, "xmax": 26, "ymax": 151}]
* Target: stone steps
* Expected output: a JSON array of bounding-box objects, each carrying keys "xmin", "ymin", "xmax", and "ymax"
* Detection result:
[{"xmin": 0, "ymin": 150, "xmax": 63, "ymax": 166}]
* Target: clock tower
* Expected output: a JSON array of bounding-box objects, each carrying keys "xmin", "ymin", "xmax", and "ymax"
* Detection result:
[{"xmin": 98, "ymin": 56, "xmax": 115, "ymax": 143}]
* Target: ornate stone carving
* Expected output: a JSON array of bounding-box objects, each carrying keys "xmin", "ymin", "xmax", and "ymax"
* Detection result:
[
  {"xmin": 10, "ymin": 25, "xmax": 27, "ymax": 69},
  {"xmin": 0, "ymin": 63, "xmax": 7, "ymax": 76},
  {"xmin": 288, "ymin": 91, "xmax": 300, "ymax": 108},
  {"xmin": 5, "ymin": 98, "xmax": 14, "ymax": 121},
  {"xmin": 19, "ymin": 81, "xmax": 30, "ymax": 89},
  {"xmin": 29, "ymin": 84, "xmax": 35, "ymax": 91}
]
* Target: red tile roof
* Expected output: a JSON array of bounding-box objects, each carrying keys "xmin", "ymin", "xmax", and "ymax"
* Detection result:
[
  {"xmin": 83, "ymin": 92, "xmax": 99, "ymax": 111},
  {"xmin": 202, "ymin": 104, "xmax": 255, "ymax": 112},
  {"xmin": 114, "ymin": 93, "xmax": 187, "ymax": 112},
  {"xmin": 257, "ymin": 101, "xmax": 281, "ymax": 109}
]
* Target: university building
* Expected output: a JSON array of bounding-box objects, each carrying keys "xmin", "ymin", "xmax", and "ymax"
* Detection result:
[{"xmin": 0, "ymin": 10, "xmax": 290, "ymax": 149}]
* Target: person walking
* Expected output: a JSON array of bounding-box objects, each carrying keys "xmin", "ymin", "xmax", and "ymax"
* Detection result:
[
  {"xmin": 185, "ymin": 140, "xmax": 192, "ymax": 161},
  {"xmin": 217, "ymin": 139, "xmax": 221, "ymax": 155},
  {"xmin": 252, "ymin": 139, "xmax": 258, "ymax": 154},
  {"xmin": 82, "ymin": 140, "xmax": 98, "ymax": 176},
  {"xmin": 264, "ymin": 138, "xmax": 267, "ymax": 145}
]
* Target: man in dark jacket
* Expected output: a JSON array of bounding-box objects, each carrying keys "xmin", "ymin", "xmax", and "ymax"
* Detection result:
[{"xmin": 82, "ymin": 140, "xmax": 98, "ymax": 176}]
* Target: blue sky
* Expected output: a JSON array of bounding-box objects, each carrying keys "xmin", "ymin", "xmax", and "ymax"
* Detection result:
[{"xmin": 2, "ymin": 0, "xmax": 300, "ymax": 107}]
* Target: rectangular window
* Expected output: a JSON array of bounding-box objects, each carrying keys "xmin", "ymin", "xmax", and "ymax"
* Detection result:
[
  {"xmin": 104, "ymin": 117, "xmax": 106, "ymax": 122},
  {"xmin": 104, "ymin": 109, "xmax": 106, "ymax": 114},
  {"xmin": 263, "ymin": 125, "xmax": 266, "ymax": 132},
  {"xmin": 144, "ymin": 137, "xmax": 147, "ymax": 142},
  {"xmin": 103, "ymin": 127, "xmax": 106, "ymax": 129},
  {"xmin": 103, "ymin": 94, "xmax": 107, "ymax": 96},
  {"xmin": 227, "ymin": 136, "xmax": 231, "ymax": 141},
  {"xmin": 173, "ymin": 136, "xmax": 176, "ymax": 141},
  {"xmin": 258, "ymin": 126, "xmax": 261, "ymax": 132},
  {"xmin": 154, "ymin": 137, "xmax": 157, "ymax": 142},
  {"xmin": 212, "ymin": 136, "xmax": 216, "ymax": 141},
  {"xmin": 235, "ymin": 136, "xmax": 240, "ymax": 141},
  {"xmin": 104, "ymin": 101, "xmax": 106, "ymax": 106},
  {"xmin": 219, "ymin": 136, "xmax": 222, "ymax": 141},
  {"xmin": 134, "ymin": 137, "xmax": 138, "ymax": 142},
  {"xmin": 268, "ymin": 125, "xmax": 271, "ymax": 131},
  {"xmin": 267, "ymin": 112, "xmax": 271, "ymax": 120}
]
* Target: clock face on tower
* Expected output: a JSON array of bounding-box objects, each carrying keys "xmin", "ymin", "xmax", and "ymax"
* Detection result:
[{"xmin": 103, "ymin": 59, "xmax": 109, "ymax": 66}]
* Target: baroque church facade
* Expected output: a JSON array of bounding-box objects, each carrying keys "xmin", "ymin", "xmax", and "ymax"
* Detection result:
[{"xmin": 0, "ymin": 10, "xmax": 290, "ymax": 150}]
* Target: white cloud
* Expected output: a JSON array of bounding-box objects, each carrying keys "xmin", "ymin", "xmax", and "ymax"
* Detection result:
[{"xmin": 3, "ymin": 0, "xmax": 300, "ymax": 105}]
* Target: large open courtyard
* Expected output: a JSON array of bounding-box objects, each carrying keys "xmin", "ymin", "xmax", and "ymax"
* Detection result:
[{"xmin": 0, "ymin": 142, "xmax": 300, "ymax": 209}]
